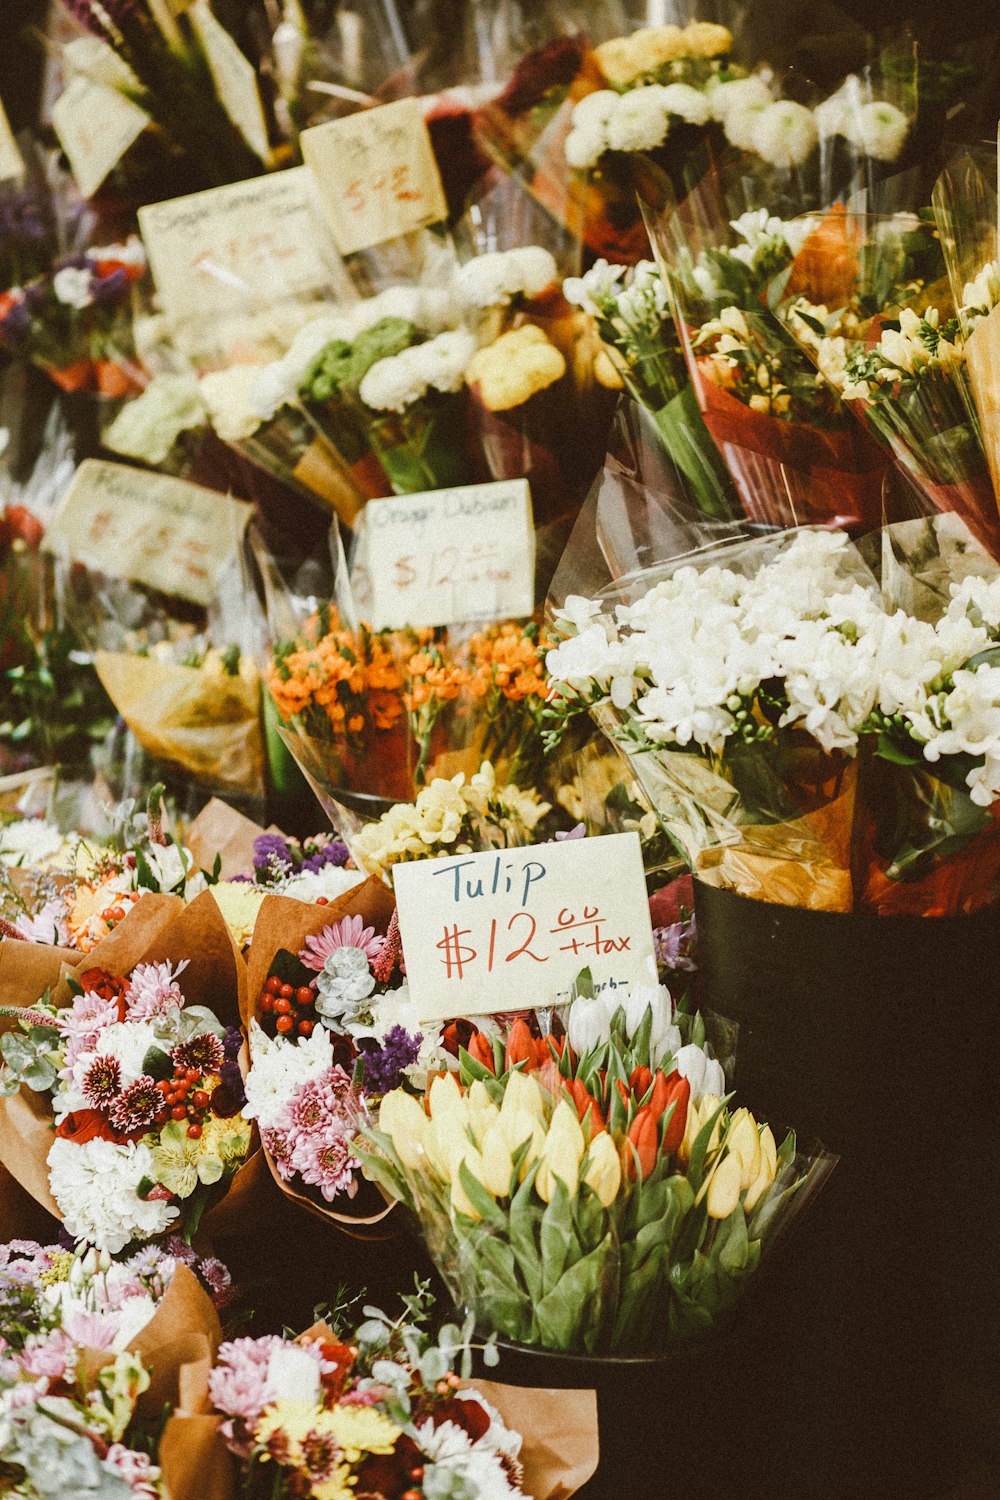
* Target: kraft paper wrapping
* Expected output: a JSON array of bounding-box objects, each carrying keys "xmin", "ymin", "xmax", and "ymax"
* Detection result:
[
  {"xmin": 0, "ymin": 892, "xmax": 263, "ymax": 1229},
  {"xmin": 245, "ymin": 884, "xmax": 399, "ymax": 1235},
  {"xmin": 965, "ymin": 306, "xmax": 1000, "ymax": 516},
  {"xmin": 470, "ymin": 1381, "xmax": 600, "ymax": 1499},
  {"xmin": 184, "ymin": 798, "xmax": 270, "ymax": 881},
  {"xmin": 94, "ymin": 652, "xmax": 265, "ymax": 797}
]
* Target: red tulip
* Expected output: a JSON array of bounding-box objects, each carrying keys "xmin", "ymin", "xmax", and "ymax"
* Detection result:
[
  {"xmin": 630, "ymin": 1064, "xmax": 653, "ymax": 1098},
  {"xmin": 467, "ymin": 1029, "xmax": 496, "ymax": 1072},
  {"xmin": 625, "ymin": 1106, "xmax": 659, "ymax": 1181},
  {"xmin": 505, "ymin": 1018, "xmax": 537, "ymax": 1071},
  {"xmin": 661, "ymin": 1076, "xmax": 691, "ymax": 1155},
  {"xmin": 562, "ymin": 1077, "xmax": 606, "ymax": 1135}
]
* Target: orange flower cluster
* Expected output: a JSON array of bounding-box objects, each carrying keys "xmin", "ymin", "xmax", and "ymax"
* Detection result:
[{"xmin": 469, "ymin": 621, "xmax": 550, "ymax": 702}]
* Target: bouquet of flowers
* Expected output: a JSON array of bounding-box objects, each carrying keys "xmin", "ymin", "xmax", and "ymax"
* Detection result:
[
  {"xmin": 777, "ymin": 208, "xmax": 1000, "ymax": 556},
  {"xmin": 0, "ymin": 237, "xmax": 148, "ymax": 396},
  {"xmin": 0, "ymin": 889, "xmax": 254, "ymax": 1252},
  {"xmin": 563, "ymin": 255, "xmax": 738, "ymax": 520},
  {"xmin": 360, "ymin": 984, "xmax": 829, "ymax": 1355},
  {"xmin": 266, "ymin": 592, "xmax": 555, "ymax": 829},
  {"xmin": 203, "ymin": 1292, "xmax": 529, "ymax": 1500}
]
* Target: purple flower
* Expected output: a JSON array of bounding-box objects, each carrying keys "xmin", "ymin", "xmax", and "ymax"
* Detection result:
[
  {"xmin": 357, "ymin": 1026, "xmax": 422, "ymax": 1095},
  {"xmin": 301, "ymin": 839, "xmax": 350, "ymax": 873},
  {"xmin": 90, "ymin": 267, "xmax": 129, "ymax": 306},
  {"xmin": 219, "ymin": 1027, "xmax": 247, "ymax": 1109},
  {"xmin": 252, "ymin": 833, "xmax": 294, "ymax": 877},
  {"xmin": 554, "ymin": 822, "xmax": 587, "ymax": 841},
  {"xmin": 653, "ymin": 918, "xmax": 698, "ymax": 974}
]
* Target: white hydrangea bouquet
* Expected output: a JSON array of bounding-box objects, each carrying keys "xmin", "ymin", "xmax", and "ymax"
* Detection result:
[{"xmin": 545, "ymin": 520, "xmax": 1000, "ymax": 915}]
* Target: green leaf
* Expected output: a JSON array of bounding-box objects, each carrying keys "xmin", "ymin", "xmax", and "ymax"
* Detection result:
[
  {"xmin": 456, "ymin": 1160, "xmax": 507, "ymax": 1230},
  {"xmin": 141, "ymin": 1047, "xmax": 173, "ymax": 1081},
  {"xmin": 540, "ymin": 1181, "xmax": 574, "ymax": 1292},
  {"xmin": 535, "ymin": 1232, "xmax": 615, "ymax": 1351}
]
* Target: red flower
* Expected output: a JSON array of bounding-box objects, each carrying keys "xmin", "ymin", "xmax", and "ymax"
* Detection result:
[
  {"xmin": 661, "ymin": 1075, "xmax": 691, "ymax": 1156},
  {"xmin": 649, "ymin": 874, "xmax": 695, "ymax": 929},
  {"xmin": 625, "ymin": 1106, "xmax": 659, "ymax": 1182},
  {"xmin": 318, "ymin": 1339, "xmax": 356, "ymax": 1400},
  {"xmin": 431, "ymin": 1395, "xmax": 491, "ymax": 1442},
  {"xmin": 79, "ymin": 969, "xmax": 129, "ymax": 1008},
  {"xmin": 630, "ymin": 1065, "xmax": 653, "ymax": 1098},
  {"xmin": 442, "ymin": 1018, "xmax": 477, "ymax": 1058},
  {"xmin": 466, "ymin": 1029, "xmax": 496, "ymax": 1072},
  {"xmin": 504, "ymin": 1018, "xmax": 537, "ymax": 1070},
  {"xmin": 355, "ymin": 1434, "xmax": 422, "ymax": 1496},
  {"xmin": 55, "ymin": 1109, "xmax": 116, "ymax": 1145},
  {"xmin": 562, "ymin": 1077, "xmax": 606, "ymax": 1135}
]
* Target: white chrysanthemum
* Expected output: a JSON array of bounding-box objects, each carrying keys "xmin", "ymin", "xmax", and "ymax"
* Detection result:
[
  {"xmin": 199, "ymin": 366, "xmax": 264, "ymax": 441},
  {"xmin": 709, "ymin": 73, "xmax": 772, "ymax": 124},
  {"xmin": 655, "ymin": 82, "xmax": 712, "ymax": 126},
  {"xmin": 243, "ymin": 1019, "xmax": 334, "ymax": 1131},
  {"xmin": 749, "ymin": 100, "xmax": 819, "ymax": 168},
  {"xmin": 571, "ymin": 89, "xmax": 619, "ymax": 132},
  {"xmin": 251, "ymin": 314, "xmax": 355, "ymax": 420},
  {"xmin": 453, "ymin": 246, "xmax": 558, "ymax": 309},
  {"xmin": 351, "ymin": 284, "xmax": 458, "ymax": 335},
  {"xmin": 842, "ymin": 100, "xmax": 910, "ymax": 162},
  {"xmin": 359, "ymin": 329, "xmax": 476, "ymax": 412},
  {"xmin": 565, "ymin": 122, "xmax": 607, "ymax": 169},
  {"xmin": 605, "ymin": 86, "xmax": 672, "ymax": 153},
  {"xmin": 48, "ymin": 1138, "xmax": 178, "ymax": 1255},
  {"xmin": 278, "ymin": 865, "xmax": 366, "ymax": 905}
]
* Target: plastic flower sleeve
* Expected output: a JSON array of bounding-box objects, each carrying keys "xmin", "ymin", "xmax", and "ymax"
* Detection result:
[
  {"xmin": 641, "ymin": 165, "xmax": 887, "ymax": 532},
  {"xmin": 357, "ymin": 1019, "xmax": 834, "ymax": 1356},
  {"xmin": 774, "ymin": 207, "xmax": 1000, "ymax": 558},
  {"xmin": 849, "ymin": 514, "xmax": 1000, "ymax": 915},
  {"xmin": 932, "ymin": 146, "xmax": 1000, "ymax": 518}
]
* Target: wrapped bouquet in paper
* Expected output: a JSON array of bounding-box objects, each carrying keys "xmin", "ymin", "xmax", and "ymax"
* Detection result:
[
  {"xmin": 646, "ymin": 181, "xmax": 886, "ymax": 531},
  {"xmin": 544, "ymin": 528, "xmax": 882, "ymax": 911},
  {"xmin": 360, "ymin": 984, "xmax": 831, "ymax": 1355},
  {"xmin": 0, "ymin": 889, "xmax": 257, "ymax": 1252},
  {"xmin": 778, "ymin": 208, "xmax": 1000, "ymax": 556}
]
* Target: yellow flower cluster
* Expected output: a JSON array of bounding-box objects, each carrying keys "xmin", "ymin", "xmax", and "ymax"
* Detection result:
[
  {"xmin": 683, "ymin": 1097, "xmax": 779, "ymax": 1218},
  {"xmin": 351, "ymin": 762, "xmax": 550, "ymax": 883},
  {"xmin": 255, "ymin": 1398, "xmax": 400, "ymax": 1500},
  {"xmin": 467, "ymin": 325, "xmax": 566, "ymax": 412},
  {"xmin": 380, "ymin": 1070, "xmax": 622, "ymax": 1220},
  {"xmin": 594, "ymin": 21, "xmax": 732, "ymax": 87}
]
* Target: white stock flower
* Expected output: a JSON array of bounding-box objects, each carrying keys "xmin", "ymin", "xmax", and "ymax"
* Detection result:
[
  {"xmin": 562, "ymin": 259, "xmax": 626, "ymax": 315},
  {"xmin": 48, "ymin": 1138, "xmax": 178, "ymax": 1255},
  {"xmin": 750, "ymin": 100, "xmax": 819, "ymax": 168},
  {"xmin": 453, "ymin": 246, "xmax": 557, "ymax": 309},
  {"xmin": 359, "ymin": 329, "xmax": 476, "ymax": 412}
]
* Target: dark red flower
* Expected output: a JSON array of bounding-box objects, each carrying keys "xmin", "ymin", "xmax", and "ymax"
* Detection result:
[
  {"xmin": 648, "ymin": 874, "xmax": 695, "ymax": 930},
  {"xmin": 55, "ymin": 1109, "xmax": 116, "ymax": 1145}
]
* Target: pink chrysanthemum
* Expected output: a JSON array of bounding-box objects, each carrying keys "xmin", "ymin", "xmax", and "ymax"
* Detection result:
[
  {"xmin": 104, "ymin": 1444, "xmax": 161, "ymax": 1500},
  {"xmin": 14, "ymin": 901, "xmax": 70, "ymax": 947},
  {"xmin": 82, "ymin": 1054, "xmax": 122, "ymax": 1109},
  {"xmin": 109, "ymin": 1075, "xmax": 160, "ymax": 1134},
  {"xmin": 126, "ymin": 960, "xmax": 188, "ymax": 1021},
  {"xmin": 58, "ymin": 992, "xmax": 118, "ymax": 1067},
  {"xmin": 208, "ymin": 1335, "xmax": 285, "ymax": 1426},
  {"xmin": 64, "ymin": 1312, "xmax": 116, "ymax": 1350},
  {"xmin": 300, "ymin": 915, "xmax": 384, "ymax": 973},
  {"xmin": 199, "ymin": 1256, "xmax": 234, "ymax": 1308},
  {"xmin": 286, "ymin": 1065, "xmax": 357, "ymax": 1137},
  {"xmin": 292, "ymin": 1127, "xmax": 359, "ymax": 1203},
  {"xmin": 19, "ymin": 1329, "xmax": 75, "ymax": 1379},
  {"xmin": 262, "ymin": 1126, "xmax": 296, "ymax": 1182}
]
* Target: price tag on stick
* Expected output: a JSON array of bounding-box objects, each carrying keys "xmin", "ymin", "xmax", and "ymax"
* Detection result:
[
  {"xmin": 393, "ymin": 832, "xmax": 657, "ymax": 1022},
  {"xmin": 301, "ymin": 98, "xmax": 448, "ymax": 254}
]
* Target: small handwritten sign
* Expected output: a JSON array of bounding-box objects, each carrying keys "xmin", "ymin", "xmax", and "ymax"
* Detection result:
[
  {"xmin": 138, "ymin": 168, "xmax": 344, "ymax": 339},
  {"xmin": 189, "ymin": 0, "xmax": 269, "ymax": 162},
  {"xmin": 0, "ymin": 98, "xmax": 24, "ymax": 184},
  {"xmin": 301, "ymin": 98, "xmax": 448, "ymax": 255},
  {"xmin": 52, "ymin": 76, "xmax": 150, "ymax": 198},
  {"xmin": 393, "ymin": 832, "xmax": 656, "ymax": 1021},
  {"xmin": 44, "ymin": 460, "xmax": 252, "ymax": 607},
  {"xmin": 352, "ymin": 479, "xmax": 535, "ymax": 629}
]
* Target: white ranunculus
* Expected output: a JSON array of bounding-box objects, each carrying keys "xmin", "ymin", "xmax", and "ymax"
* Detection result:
[{"xmin": 266, "ymin": 1345, "xmax": 322, "ymax": 1405}]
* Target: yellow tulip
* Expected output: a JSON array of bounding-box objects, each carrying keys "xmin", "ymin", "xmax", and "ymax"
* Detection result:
[
  {"xmin": 378, "ymin": 1090, "xmax": 428, "ymax": 1170},
  {"xmin": 450, "ymin": 1147, "xmax": 485, "ymax": 1220},
  {"xmin": 727, "ymin": 1109, "xmax": 762, "ymax": 1190},
  {"xmin": 582, "ymin": 1130, "xmax": 622, "ymax": 1208},
  {"xmin": 536, "ymin": 1099, "xmax": 585, "ymax": 1203},
  {"xmin": 679, "ymin": 1093, "xmax": 723, "ymax": 1165},
  {"xmin": 428, "ymin": 1072, "xmax": 465, "ymax": 1122},
  {"xmin": 744, "ymin": 1126, "xmax": 778, "ymax": 1212},
  {"xmin": 423, "ymin": 1114, "xmax": 471, "ymax": 1182},
  {"xmin": 500, "ymin": 1068, "xmax": 548, "ymax": 1125},
  {"xmin": 466, "ymin": 1081, "xmax": 501, "ymax": 1148},
  {"xmin": 479, "ymin": 1123, "xmax": 515, "ymax": 1197},
  {"xmin": 706, "ymin": 1150, "xmax": 743, "ymax": 1219},
  {"xmin": 496, "ymin": 1107, "xmax": 545, "ymax": 1172},
  {"xmin": 759, "ymin": 1124, "xmax": 777, "ymax": 1177}
]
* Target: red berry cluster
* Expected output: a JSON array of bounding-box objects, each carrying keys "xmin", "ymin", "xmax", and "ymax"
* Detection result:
[
  {"xmin": 154, "ymin": 1068, "xmax": 211, "ymax": 1138},
  {"xmin": 259, "ymin": 974, "xmax": 315, "ymax": 1037}
]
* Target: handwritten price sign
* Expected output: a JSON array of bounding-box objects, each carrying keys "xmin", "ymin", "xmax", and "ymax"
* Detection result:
[
  {"xmin": 352, "ymin": 479, "xmax": 535, "ymax": 629},
  {"xmin": 301, "ymin": 99, "xmax": 448, "ymax": 254},
  {"xmin": 44, "ymin": 461, "xmax": 252, "ymax": 608},
  {"xmin": 52, "ymin": 76, "xmax": 150, "ymax": 199},
  {"xmin": 393, "ymin": 833, "xmax": 657, "ymax": 1022}
]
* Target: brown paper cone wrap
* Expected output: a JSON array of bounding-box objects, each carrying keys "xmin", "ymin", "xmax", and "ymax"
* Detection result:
[
  {"xmin": 160, "ymin": 1414, "xmax": 236, "ymax": 1500},
  {"xmin": 0, "ymin": 893, "xmax": 264, "ymax": 1231},
  {"xmin": 245, "ymin": 884, "xmax": 400, "ymax": 1237},
  {"xmin": 184, "ymin": 799, "xmax": 269, "ymax": 882},
  {"xmin": 94, "ymin": 652, "xmax": 265, "ymax": 797},
  {"xmin": 469, "ymin": 1381, "xmax": 599, "ymax": 1499},
  {"xmin": 130, "ymin": 1262, "xmax": 222, "ymax": 1410}
]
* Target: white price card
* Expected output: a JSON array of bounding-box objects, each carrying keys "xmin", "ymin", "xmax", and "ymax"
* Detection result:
[
  {"xmin": 138, "ymin": 168, "xmax": 343, "ymax": 335},
  {"xmin": 301, "ymin": 97, "xmax": 448, "ymax": 255},
  {"xmin": 52, "ymin": 76, "xmax": 150, "ymax": 199},
  {"xmin": 352, "ymin": 479, "xmax": 535, "ymax": 629},
  {"xmin": 44, "ymin": 460, "xmax": 251, "ymax": 607},
  {"xmin": 0, "ymin": 98, "xmax": 24, "ymax": 183},
  {"xmin": 393, "ymin": 832, "xmax": 657, "ymax": 1021}
]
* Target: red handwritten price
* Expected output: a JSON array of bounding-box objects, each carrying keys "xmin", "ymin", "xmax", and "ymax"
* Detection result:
[
  {"xmin": 345, "ymin": 163, "xmax": 423, "ymax": 217},
  {"xmin": 435, "ymin": 905, "xmax": 634, "ymax": 982},
  {"xmin": 390, "ymin": 541, "xmax": 514, "ymax": 596}
]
